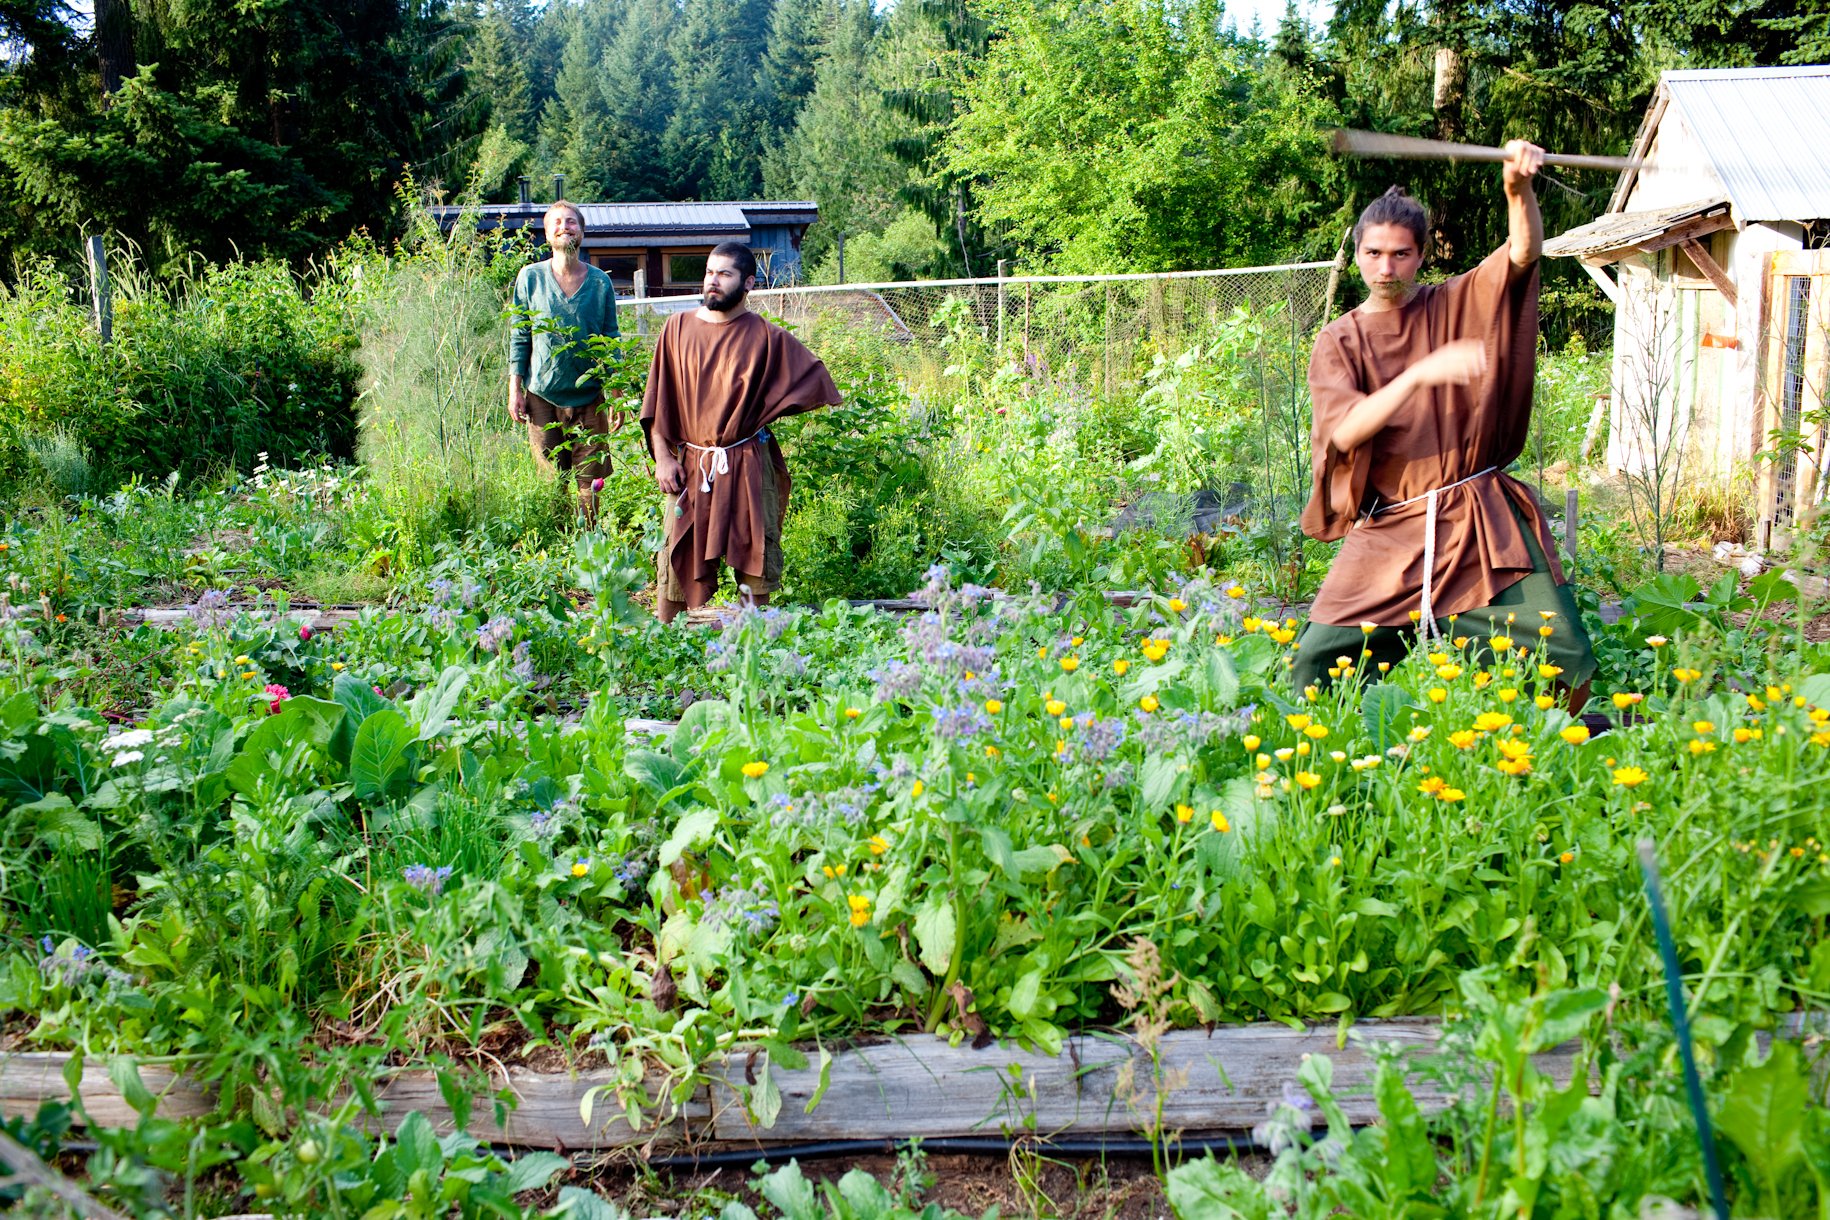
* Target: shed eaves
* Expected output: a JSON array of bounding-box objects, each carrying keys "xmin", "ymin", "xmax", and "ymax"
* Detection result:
[
  {"xmin": 1662, "ymin": 66, "xmax": 1830, "ymax": 223},
  {"xmin": 1542, "ymin": 197, "xmax": 1731, "ymax": 260},
  {"xmin": 576, "ymin": 203, "xmax": 752, "ymax": 232}
]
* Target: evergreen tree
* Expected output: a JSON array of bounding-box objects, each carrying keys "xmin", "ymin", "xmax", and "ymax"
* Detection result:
[
  {"xmin": 469, "ymin": 3, "xmax": 537, "ymax": 147},
  {"xmin": 756, "ymin": 0, "xmax": 835, "ymax": 133},
  {"xmin": 664, "ymin": 0, "xmax": 772, "ymax": 198},
  {"xmin": 543, "ymin": 0, "xmax": 625, "ymax": 198},
  {"xmin": 596, "ymin": 0, "xmax": 679, "ymax": 200}
]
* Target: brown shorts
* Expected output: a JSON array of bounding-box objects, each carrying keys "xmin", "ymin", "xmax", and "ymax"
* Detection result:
[
  {"xmin": 657, "ymin": 454, "xmax": 784, "ymax": 605},
  {"xmin": 525, "ymin": 392, "xmax": 619, "ymax": 488}
]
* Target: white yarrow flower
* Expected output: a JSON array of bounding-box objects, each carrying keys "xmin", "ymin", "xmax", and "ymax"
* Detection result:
[
  {"xmin": 111, "ymin": 750, "xmax": 144, "ymax": 768},
  {"xmin": 112, "ymin": 728, "xmax": 155, "ymax": 750}
]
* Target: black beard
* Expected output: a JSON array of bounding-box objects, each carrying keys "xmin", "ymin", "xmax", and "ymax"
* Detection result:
[{"xmin": 704, "ymin": 285, "xmax": 747, "ymax": 312}]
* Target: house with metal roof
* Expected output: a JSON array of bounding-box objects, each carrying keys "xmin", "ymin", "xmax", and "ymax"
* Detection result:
[
  {"xmin": 1543, "ymin": 65, "xmax": 1830, "ymax": 544},
  {"xmin": 431, "ymin": 180, "xmax": 819, "ymax": 296}
]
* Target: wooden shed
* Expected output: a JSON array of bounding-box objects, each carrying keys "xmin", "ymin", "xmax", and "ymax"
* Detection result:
[{"xmin": 1544, "ymin": 66, "xmax": 1830, "ymax": 543}]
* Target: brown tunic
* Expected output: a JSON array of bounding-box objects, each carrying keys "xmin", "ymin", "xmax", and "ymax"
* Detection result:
[
  {"xmin": 1300, "ymin": 245, "xmax": 1565, "ymax": 627},
  {"xmin": 640, "ymin": 310, "xmax": 842, "ymax": 595}
]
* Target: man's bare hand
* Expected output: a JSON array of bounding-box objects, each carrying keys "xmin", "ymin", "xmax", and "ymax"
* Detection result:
[
  {"xmin": 1502, "ymin": 138, "xmax": 1545, "ymax": 196},
  {"xmin": 508, "ymin": 386, "xmax": 528, "ymax": 424},
  {"xmin": 654, "ymin": 448, "xmax": 686, "ymax": 495},
  {"xmin": 1412, "ymin": 339, "xmax": 1489, "ymax": 389}
]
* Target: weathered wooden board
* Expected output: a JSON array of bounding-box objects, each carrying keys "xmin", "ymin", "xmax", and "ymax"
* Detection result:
[
  {"xmin": 705, "ymin": 1022, "xmax": 1578, "ymax": 1143},
  {"xmin": 0, "ymin": 1052, "xmax": 215, "ymax": 1127},
  {"xmin": 122, "ymin": 607, "xmax": 364, "ymax": 632},
  {"xmin": 0, "ymin": 1052, "xmax": 701, "ymax": 1152}
]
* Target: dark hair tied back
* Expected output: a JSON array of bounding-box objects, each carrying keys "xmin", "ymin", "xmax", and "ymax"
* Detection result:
[{"xmin": 1352, "ymin": 185, "xmax": 1429, "ymax": 252}]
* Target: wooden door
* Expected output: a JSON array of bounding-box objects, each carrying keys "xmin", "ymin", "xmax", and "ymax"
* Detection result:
[{"xmin": 1757, "ymin": 249, "xmax": 1830, "ymax": 543}]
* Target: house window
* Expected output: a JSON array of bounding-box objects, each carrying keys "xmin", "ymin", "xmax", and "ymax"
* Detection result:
[
  {"xmin": 590, "ymin": 255, "xmax": 642, "ymax": 290},
  {"xmin": 665, "ymin": 252, "xmax": 710, "ymax": 287}
]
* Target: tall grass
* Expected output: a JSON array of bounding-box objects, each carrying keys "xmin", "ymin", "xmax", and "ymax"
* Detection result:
[{"xmin": 349, "ymin": 210, "xmax": 571, "ymax": 565}]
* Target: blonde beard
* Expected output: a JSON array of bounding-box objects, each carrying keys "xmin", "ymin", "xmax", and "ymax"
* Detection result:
[{"xmin": 551, "ymin": 235, "xmax": 581, "ymax": 257}]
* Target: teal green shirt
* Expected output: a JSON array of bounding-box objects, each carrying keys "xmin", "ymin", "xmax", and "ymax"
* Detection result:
[{"xmin": 509, "ymin": 260, "xmax": 620, "ymax": 409}]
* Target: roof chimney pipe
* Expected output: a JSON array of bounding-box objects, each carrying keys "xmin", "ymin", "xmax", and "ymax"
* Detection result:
[
  {"xmin": 553, "ymin": 174, "xmax": 565, "ymax": 201},
  {"xmin": 517, "ymin": 175, "xmax": 530, "ymax": 205}
]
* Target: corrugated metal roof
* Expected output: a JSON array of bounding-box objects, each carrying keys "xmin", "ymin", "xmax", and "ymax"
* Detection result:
[
  {"xmin": 1662, "ymin": 66, "xmax": 1830, "ymax": 222},
  {"xmin": 576, "ymin": 202, "xmax": 751, "ymax": 231},
  {"xmin": 1543, "ymin": 197, "xmax": 1731, "ymax": 260}
]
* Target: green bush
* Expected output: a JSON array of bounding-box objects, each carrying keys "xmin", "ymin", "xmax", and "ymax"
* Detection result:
[{"xmin": 0, "ymin": 254, "xmax": 361, "ymax": 491}]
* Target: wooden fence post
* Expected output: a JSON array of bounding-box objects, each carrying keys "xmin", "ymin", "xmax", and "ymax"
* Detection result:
[
  {"xmin": 1564, "ymin": 488, "xmax": 1579, "ymax": 561},
  {"xmin": 86, "ymin": 235, "xmax": 112, "ymax": 344},
  {"xmin": 633, "ymin": 268, "xmax": 647, "ymax": 338}
]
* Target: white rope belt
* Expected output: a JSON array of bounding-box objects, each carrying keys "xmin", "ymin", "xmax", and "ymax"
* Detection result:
[
  {"xmin": 681, "ymin": 428, "xmax": 769, "ymax": 494},
  {"xmin": 1367, "ymin": 465, "xmax": 1498, "ymax": 639}
]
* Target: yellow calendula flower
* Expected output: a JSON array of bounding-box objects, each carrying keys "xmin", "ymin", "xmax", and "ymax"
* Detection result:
[
  {"xmin": 1071, "ymin": 636, "xmax": 1085, "ymax": 647},
  {"xmin": 1559, "ymin": 725, "xmax": 1591, "ymax": 745},
  {"xmin": 1428, "ymin": 687, "xmax": 1448, "ymax": 704},
  {"xmin": 1304, "ymin": 724, "xmax": 1329, "ymax": 740},
  {"xmin": 1473, "ymin": 712, "xmax": 1512, "ymax": 733},
  {"xmin": 1449, "ymin": 729, "xmax": 1478, "ymax": 749},
  {"xmin": 911, "ymin": 780, "xmax": 925, "ymax": 797},
  {"xmin": 1139, "ymin": 694, "xmax": 1160, "ymax": 713},
  {"xmin": 1418, "ymin": 776, "xmax": 1446, "ymax": 794},
  {"xmin": 845, "ymin": 707, "xmax": 862, "ymax": 719},
  {"xmin": 1612, "ymin": 766, "xmax": 1649, "ymax": 788},
  {"xmin": 1673, "ymin": 667, "xmax": 1701, "ymax": 682},
  {"xmin": 1747, "ymin": 693, "xmax": 1767, "ymax": 711},
  {"xmin": 1175, "ymin": 803, "xmax": 1195, "ymax": 823},
  {"xmin": 1142, "ymin": 640, "xmax": 1170, "ymax": 662},
  {"xmin": 1211, "ymin": 810, "xmax": 1231, "ymax": 832},
  {"xmin": 1497, "ymin": 688, "xmax": 1518, "ymax": 703},
  {"xmin": 571, "ymin": 860, "xmax": 590, "ymax": 878},
  {"xmin": 1059, "ymin": 656, "xmax": 1080, "ymax": 673},
  {"xmin": 241, "ymin": 671, "xmax": 258, "ymax": 681},
  {"xmin": 1535, "ymin": 695, "xmax": 1555, "ymax": 710},
  {"xmin": 869, "ymin": 834, "xmax": 890, "ymax": 854},
  {"xmin": 1645, "ymin": 635, "xmax": 1668, "ymax": 647},
  {"xmin": 1294, "ymin": 771, "xmax": 1322, "ymax": 790},
  {"xmin": 1559, "ymin": 850, "xmax": 1575, "ymax": 864},
  {"xmin": 1255, "ymin": 753, "xmax": 1272, "ymax": 770},
  {"xmin": 1766, "ymin": 685, "xmax": 1784, "ymax": 703},
  {"xmin": 1427, "ymin": 652, "xmax": 1449, "ymax": 666},
  {"xmin": 1274, "ymin": 747, "xmax": 1296, "ymax": 762},
  {"xmin": 1226, "ymin": 585, "xmax": 1246, "ymax": 599},
  {"xmin": 1612, "ymin": 692, "xmax": 1643, "ymax": 710},
  {"xmin": 1436, "ymin": 664, "xmax": 1463, "ymax": 681},
  {"xmin": 1242, "ymin": 734, "xmax": 1262, "ymax": 751},
  {"xmin": 1058, "ymin": 716, "xmax": 1073, "ymax": 731},
  {"xmin": 1113, "ymin": 658, "xmax": 1131, "ymax": 675},
  {"xmin": 1437, "ymin": 787, "xmax": 1466, "ymax": 802},
  {"xmin": 1286, "ymin": 713, "xmax": 1313, "ymax": 731},
  {"xmin": 985, "ymin": 744, "xmax": 1000, "ymax": 757},
  {"xmin": 331, "ymin": 662, "xmax": 346, "ymax": 671},
  {"xmin": 1166, "ymin": 598, "xmax": 1187, "ymax": 613},
  {"xmin": 1360, "ymin": 621, "xmax": 1378, "ymax": 635},
  {"xmin": 1378, "ymin": 662, "xmax": 1391, "ymax": 673},
  {"xmin": 742, "ymin": 761, "xmax": 770, "ymax": 779},
  {"xmin": 1692, "ymin": 720, "xmax": 1715, "ymax": 735},
  {"xmin": 1296, "ymin": 741, "xmax": 1312, "ymax": 757},
  {"xmin": 1495, "ymin": 757, "xmax": 1532, "ymax": 776},
  {"xmin": 1539, "ymin": 664, "xmax": 1563, "ymax": 679},
  {"xmin": 234, "ymin": 655, "xmax": 251, "ymax": 665},
  {"xmin": 1037, "ymin": 646, "xmax": 1048, "ymax": 659},
  {"xmin": 1472, "ymin": 672, "xmax": 1493, "ymax": 690},
  {"xmin": 1489, "ymin": 635, "xmax": 1514, "ymax": 652},
  {"xmin": 1408, "ymin": 610, "xmax": 1423, "ymax": 623},
  {"xmin": 1046, "ymin": 698, "xmax": 1067, "ymax": 717},
  {"xmin": 1330, "ymin": 750, "xmax": 1347, "ymax": 762},
  {"xmin": 1688, "ymin": 740, "xmax": 1715, "ymax": 756},
  {"xmin": 1408, "ymin": 726, "xmax": 1431, "ymax": 742},
  {"xmin": 985, "ymin": 699, "xmax": 1004, "ymax": 715},
  {"xmin": 1496, "ymin": 739, "xmax": 1532, "ymax": 761},
  {"xmin": 1540, "ymin": 610, "xmax": 1557, "ymax": 621},
  {"xmin": 1539, "ymin": 625, "xmax": 1555, "ymax": 638},
  {"xmin": 848, "ymin": 894, "xmax": 872, "ymax": 927},
  {"xmin": 1242, "ymin": 616, "xmax": 1261, "ymax": 632},
  {"xmin": 1270, "ymin": 628, "xmax": 1296, "ymax": 644},
  {"xmin": 1733, "ymin": 727, "xmax": 1761, "ymax": 744}
]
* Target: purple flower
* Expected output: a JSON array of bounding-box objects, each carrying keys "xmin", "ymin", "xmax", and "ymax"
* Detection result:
[
  {"xmin": 872, "ymin": 661, "xmax": 924, "ymax": 702},
  {"xmin": 476, "ymin": 615, "xmax": 514, "ymax": 654},
  {"xmin": 511, "ymin": 640, "xmax": 535, "ymax": 683},
  {"xmin": 934, "ymin": 703, "xmax": 991, "ymax": 740},
  {"xmin": 402, "ymin": 864, "xmax": 454, "ymax": 895}
]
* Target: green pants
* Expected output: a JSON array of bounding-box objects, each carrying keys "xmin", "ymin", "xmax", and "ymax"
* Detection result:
[{"xmin": 1292, "ymin": 521, "xmax": 1597, "ymax": 694}]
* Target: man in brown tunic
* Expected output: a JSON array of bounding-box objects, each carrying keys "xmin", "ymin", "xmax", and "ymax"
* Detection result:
[
  {"xmin": 1293, "ymin": 140, "xmax": 1595, "ymax": 699},
  {"xmin": 640, "ymin": 242, "xmax": 841, "ymax": 622}
]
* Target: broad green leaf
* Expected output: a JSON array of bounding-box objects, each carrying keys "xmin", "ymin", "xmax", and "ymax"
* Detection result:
[
  {"xmin": 556, "ymin": 1185, "xmax": 631, "ymax": 1220},
  {"xmin": 18, "ymin": 794, "xmax": 100, "ymax": 851},
  {"xmin": 1007, "ymin": 967, "xmax": 1043, "ymax": 1020},
  {"xmin": 350, "ymin": 709, "xmax": 417, "ymax": 802},
  {"xmin": 1164, "ymin": 1157, "xmax": 1274, "ymax": 1220},
  {"xmin": 409, "ymin": 665, "xmax": 470, "ymax": 741},
  {"xmin": 979, "ymin": 826, "xmax": 1016, "ymax": 875},
  {"xmin": 500, "ymin": 1150, "xmax": 569, "ymax": 1194},
  {"xmin": 1361, "ymin": 683, "xmax": 1414, "ymax": 751},
  {"xmin": 913, "ymin": 897, "xmax": 957, "ymax": 975},
  {"xmin": 1528, "ymin": 987, "xmax": 1607, "ymax": 1052},
  {"xmin": 625, "ymin": 749, "xmax": 688, "ymax": 798},
  {"xmin": 107, "ymin": 1056, "xmax": 156, "ymax": 1119},
  {"xmin": 659, "ymin": 808, "xmax": 719, "ymax": 868},
  {"xmin": 1718, "ymin": 1041, "xmax": 1808, "ymax": 1194},
  {"xmin": 749, "ymin": 1059, "xmax": 782, "ymax": 1130},
  {"xmin": 669, "ymin": 699, "xmax": 731, "ymax": 761},
  {"xmin": 1799, "ymin": 673, "xmax": 1830, "ymax": 712},
  {"xmin": 1141, "ymin": 752, "xmax": 1184, "ymax": 809},
  {"xmin": 1203, "ymin": 649, "xmax": 1239, "ymax": 705},
  {"xmin": 757, "ymin": 1161, "xmax": 820, "ymax": 1220},
  {"xmin": 393, "ymin": 1111, "xmax": 441, "ymax": 1180}
]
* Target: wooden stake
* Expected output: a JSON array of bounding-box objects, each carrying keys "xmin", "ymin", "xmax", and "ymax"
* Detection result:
[
  {"xmin": 1565, "ymin": 488, "xmax": 1579, "ymax": 560},
  {"xmin": 86, "ymin": 236, "xmax": 111, "ymax": 344}
]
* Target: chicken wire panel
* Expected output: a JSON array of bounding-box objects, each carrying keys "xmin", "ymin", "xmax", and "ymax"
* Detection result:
[{"xmin": 617, "ymin": 263, "xmax": 1335, "ymax": 397}]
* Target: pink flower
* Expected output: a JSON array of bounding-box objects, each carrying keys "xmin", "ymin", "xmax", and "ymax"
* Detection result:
[
  {"xmin": 264, "ymin": 683, "xmax": 291, "ymax": 714},
  {"xmin": 299, "ymin": 624, "xmax": 313, "ymax": 642},
  {"xmin": 590, "ymin": 477, "xmax": 605, "ymax": 493}
]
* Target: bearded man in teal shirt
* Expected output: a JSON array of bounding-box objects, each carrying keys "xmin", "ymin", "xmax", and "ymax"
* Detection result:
[{"xmin": 508, "ymin": 201, "xmax": 622, "ymax": 523}]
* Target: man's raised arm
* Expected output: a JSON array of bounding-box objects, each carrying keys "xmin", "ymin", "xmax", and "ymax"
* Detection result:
[{"xmin": 1503, "ymin": 138, "xmax": 1545, "ymax": 270}]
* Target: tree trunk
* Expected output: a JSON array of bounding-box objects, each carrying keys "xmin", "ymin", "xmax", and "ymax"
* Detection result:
[
  {"xmin": 95, "ymin": 0, "xmax": 135, "ymax": 99},
  {"xmin": 1432, "ymin": 45, "xmax": 1466, "ymax": 142}
]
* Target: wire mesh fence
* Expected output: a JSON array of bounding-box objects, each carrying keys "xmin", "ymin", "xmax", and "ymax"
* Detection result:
[{"xmin": 616, "ymin": 262, "xmax": 1337, "ymax": 399}]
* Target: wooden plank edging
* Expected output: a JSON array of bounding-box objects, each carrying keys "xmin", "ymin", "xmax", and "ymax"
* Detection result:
[{"xmin": 0, "ymin": 1021, "xmax": 1549, "ymax": 1151}]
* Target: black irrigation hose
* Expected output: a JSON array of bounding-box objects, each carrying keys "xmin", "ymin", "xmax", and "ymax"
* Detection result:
[{"xmin": 644, "ymin": 1132, "xmax": 1268, "ymax": 1171}]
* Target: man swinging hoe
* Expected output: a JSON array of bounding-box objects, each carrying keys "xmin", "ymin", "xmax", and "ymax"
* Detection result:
[{"xmin": 1294, "ymin": 138, "xmax": 1597, "ymax": 704}]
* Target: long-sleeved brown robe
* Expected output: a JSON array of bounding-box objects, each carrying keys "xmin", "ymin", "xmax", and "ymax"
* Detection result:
[
  {"xmin": 640, "ymin": 311, "xmax": 841, "ymax": 600},
  {"xmin": 1300, "ymin": 245, "xmax": 1564, "ymax": 627}
]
